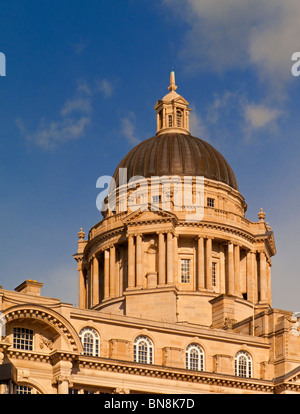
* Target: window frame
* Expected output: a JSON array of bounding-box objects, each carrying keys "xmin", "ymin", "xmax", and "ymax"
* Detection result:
[
  {"xmin": 15, "ymin": 385, "xmax": 32, "ymax": 394},
  {"xmin": 176, "ymin": 109, "xmax": 182, "ymax": 127},
  {"xmin": 133, "ymin": 335, "xmax": 154, "ymax": 365},
  {"xmin": 235, "ymin": 351, "xmax": 252, "ymax": 378},
  {"xmin": 79, "ymin": 327, "xmax": 100, "ymax": 357},
  {"xmin": 180, "ymin": 258, "xmax": 191, "ymax": 284},
  {"xmin": 185, "ymin": 343, "xmax": 205, "ymax": 372},
  {"xmin": 212, "ymin": 262, "xmax": 217, "ymax": 287},
  {"xmin": 13, "ymin": 327, "xmax": 34, "ymax": 351},
  {"xmin": 207, "ymin": 197, "xmax": 215, "ymax": 208}
]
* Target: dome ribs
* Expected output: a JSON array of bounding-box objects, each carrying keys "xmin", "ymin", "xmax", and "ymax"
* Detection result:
[{"xmin": 112, "ymin": 133, "xmax": 238, "ymax": 191}]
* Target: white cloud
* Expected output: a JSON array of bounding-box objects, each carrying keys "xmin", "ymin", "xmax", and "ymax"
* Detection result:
[
  {"xmin": 16, "ymin": 116, "xmax": 90, "ymax": 150},
  {"xmin": 244, "ymin": 104, "xmax": 282, "ymax": 130},
  {"xmin": 121, "ymin": 112, "xmax": 140, "ymax": 145},
  {"xmin": 162, "ymin": 0, "xmax": 300, "ymax": 94}
]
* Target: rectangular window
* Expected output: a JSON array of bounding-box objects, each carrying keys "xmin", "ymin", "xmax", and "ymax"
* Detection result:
[
  {"xmin": 207, "ymin": 197, "xmax": 215, "ymax": 208},
  {"xmin": 168, "ymin": 115, "xmax": 172, "ymax": 127},
  {"xmin": 180, "ymin": 259, "xmax": 191, "ymax": 283},
  {"xmin": 152, "ymin": 195, "xmax": 161, "ymax": 203},
  {"xmin": 212, "ymin": 262, "xmax": 217, "ymax": 287},
  {"xmin": 13, "ymin": 327, "xmax": 33, "ymax": 351},
  {"xmin": 15, "ymin": 385, "xmax": 32, "ymax": 394}
]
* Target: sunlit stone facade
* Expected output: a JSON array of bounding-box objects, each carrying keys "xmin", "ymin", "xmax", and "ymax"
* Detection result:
[{"xmin": 0, "ymin": 73, "xmax": 299, "ymax": 394}]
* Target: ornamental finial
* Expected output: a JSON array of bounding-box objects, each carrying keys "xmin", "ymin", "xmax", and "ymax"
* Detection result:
[
  {"xmin": 78, "ymin": 227, "xmax": 85, "ymax": 240},
  {"xmin": 258, "ymin": 208, "xmax": 266, "ymax": 222}
]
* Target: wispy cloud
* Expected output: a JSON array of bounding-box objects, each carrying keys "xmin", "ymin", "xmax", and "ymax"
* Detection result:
[
  {"xmin": 121, "ymin": 112, "xmax": 140, "ymax": 145},
  {"xmin": 96, "ymin": 78, "xmax": 114, "ymax": 98},
  {"xmin": 189, "ymin": 105, "xmax": 208, "ymax": 139},
  {"xmin": 16, "ymin": 116, "xmax": 90, "ymax": 150},
  {"xmin": 72, "ymin": 38, "xmax": 88, "ymax": 54},
  {"xmin": 60, "ymin": 97, "xmax": 92, "ymax": 116},
  {"xmin": 17, "ymin": 77, "xmax": 114, "ymax": 150}
]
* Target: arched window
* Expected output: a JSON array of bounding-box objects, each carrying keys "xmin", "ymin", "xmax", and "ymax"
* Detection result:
[
  {"xmin": 79, "ymin": 327, "xmax": 100, "ymax": 357},
  {"xmin": 168, "ymin": 115, "xmax": 173, "ymax": 127},
  {"xmin": 235, "ymin": 351, "xmax": 252, "ymax": 378},
  {"xmin": 176, "ymin": 110, "xmax": 182, "ymax": 127},
  {"xmin": 133, "ymin": 335, "xmax": 153, "ymax": 364},
  {"xmin": 186, "ymin": 343, "xmax": 204, "ymax": 371}
]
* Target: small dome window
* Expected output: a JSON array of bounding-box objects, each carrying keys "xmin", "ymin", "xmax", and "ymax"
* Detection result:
[{"xmin": 176, "ymin": 110, "xmax": 182, "ymax": 127}]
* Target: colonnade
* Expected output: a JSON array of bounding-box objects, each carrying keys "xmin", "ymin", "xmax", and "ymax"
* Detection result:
[{"xmin": 78, "ymin": 233, "xmax": 271, "ymax": 309}]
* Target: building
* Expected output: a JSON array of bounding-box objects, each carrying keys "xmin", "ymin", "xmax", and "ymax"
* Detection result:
[{"xmin": 0, "ymin": 72, "xmax": 300, "ymax": 394}]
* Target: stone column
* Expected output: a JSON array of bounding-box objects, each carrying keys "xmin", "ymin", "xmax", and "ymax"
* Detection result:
[
  {"xmin": 136, "ymin": 234, "xmax": 143, "ymax": 288},
  {"xmin": 92, "ymin": 255, "xmax": 99, "ymax": 306},
  {"xmin": 246, "ymin": 251, "xmax": 257, "ymax": 302},
  {"xmin": 127, "ymin": 234, "xmax": 135, "ymax": 289},
  {"xmin": 78, "ymin": 260, "xmax": 86, "ymax": 309},
  {"xmin": 259, "ymin": 251, "xmax": 267, "ymax": 303},
  {"xmin": 173, "ymin": 234, "xmax": 178, "ymax": 284},
  {"xmin": 206, "ymin": 238, "xmax": 213, "ymax": 290},
  {"xmin": 104, "ymin": 249, "xmax": 110, "ymax": 299},
  {"xmin": 118, "ymin": 247, "xmax": 123, "ymax": 296},
  {"xmin": 158, "ymin": 232, "xmax": 165, "ymax": 285},
  {"xmin": 234, "ymin": 245, "xmax": 240, "ymax": 296},
  {"xmin": 87, "ymin": 263, "xmax": 92, "ymax": 308},
  {"xmin": 197, "ymin": 236, "xmax": 205, "ymax": 290},
  {"xmin": 110, "ymin": 245, "xmax": 116, "ymax": 297},
  {"xmin": 219, "ymin": 244, "xmax": 226, "ymax": 293},
  {"xmin": 167, "ymin": 232, "xmax": 174, "ymax": 284},
  {"xmin": 227, "ymin": 243, "xmax": 235, "ymax": 295}
]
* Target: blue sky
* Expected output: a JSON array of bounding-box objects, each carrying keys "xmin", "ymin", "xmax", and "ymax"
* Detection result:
[{"xmin": 0, "ymin": 0, "xmax": 300, "ymax": 312}]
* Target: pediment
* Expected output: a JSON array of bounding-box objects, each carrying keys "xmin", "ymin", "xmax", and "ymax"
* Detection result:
[
  {"xmin": 123, "ymin": 204, "xmax": 177, "ymax": 226},
  {"xmin": 172, "ymin": 95, "xmax": 189, "ymax": 105}
]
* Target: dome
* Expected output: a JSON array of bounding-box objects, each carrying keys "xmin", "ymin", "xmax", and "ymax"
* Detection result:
[{"xmin": 113, "ymin": 132, "xmax": 238, "ymax": 191}]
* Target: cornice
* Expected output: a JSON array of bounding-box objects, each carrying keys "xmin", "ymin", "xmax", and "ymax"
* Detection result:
[{"xmin": 75, "ymin": 356, "xmax": 274, "ymax": 393}]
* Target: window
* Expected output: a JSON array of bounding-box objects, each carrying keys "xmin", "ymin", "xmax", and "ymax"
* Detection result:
[
  {"xmin": 180, "ymin": 259, "xmax": 190, "ymax": 283},
  {"xmin": 133, "ymin": 335, "xmax": 153, "ymax": 364},
  {"xmin": 13, "ymin": 327, "xmax": 33, "ymax": 351},
  {"xmin": 168, "ymin": 115, "xmax": 172, "ymax": 127},
  {"xmin": 79, "ymin": 327, "xmax": 100, "ymax": 357},
  {"xmin": 159, "ymin": 111, "xmax": 163, "ymax": 129},
  {"xmin": 207, "ymin": 197, "xmax": 215, "ymax": 208},
  {"xmin": 212, "ymin": 262, "xmax": 217, "ymax": 287},
  {"xmin": 186, "ymin": 344, "xmax": 204, "ymax": 371},
  {"xmin": 176, "ymin": 110, "xmax": 182, "ymax": 127},
  {"xmin": 152, "ymin": 195, "xmax": 161, "ymax": 203},
  {"xmin": 235, "ymin": 351, "xmax": 252, "ymax": 378},
  {"xmin": 15, "ymin": 385, "xmax": 32, "ymax": 394}
]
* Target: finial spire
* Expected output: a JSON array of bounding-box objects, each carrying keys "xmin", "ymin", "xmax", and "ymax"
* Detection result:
[{"xmin": 168, "ymin": 70, "xmax": 177, "ymax": 92}]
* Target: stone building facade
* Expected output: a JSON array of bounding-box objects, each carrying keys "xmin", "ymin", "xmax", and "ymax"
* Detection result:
[{"xmin": 0, "ymin": 72, "xmax": 300, "ymax": 394}]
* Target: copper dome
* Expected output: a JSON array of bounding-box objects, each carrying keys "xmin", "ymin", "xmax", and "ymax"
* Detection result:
[{"xmin": 113, "ymin": 133, "xmax": 238, "ymax": 191}]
